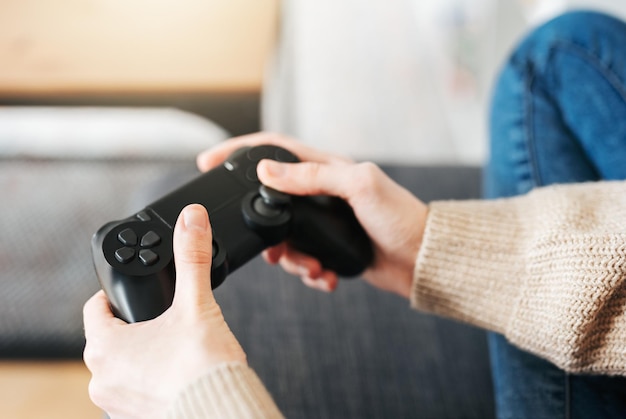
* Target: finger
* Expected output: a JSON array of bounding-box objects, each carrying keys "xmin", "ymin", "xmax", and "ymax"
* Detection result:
[
  {"xmin": 196, "ymin": 132, "xmax": 351, "ymax": 172},
  {"xmin": 277, "ymin": 247, "xmax": 324, "ymax": 280},
  {"xmin": 301, "ymin": 271, "xmax": 339, "ymax": 293},
  {"xmin": 258, "ymin": 160, "xmax": 383, "ymax": 203},
  {"xmin": 270, "ymin": 245, "xmax": 339, "ymax": 292},
  {"xmin": 83, "ymin": 290, "xmax": 124, "ymax": 338},
  {"xmin": 262, "ymin": 246, "xmax": 339, "ymax": 292},
  {"xmin": 172, "ymin": 204, "xmax": 215, "ymax": 312},
  {"xmin": 262, "ymin": 243, "xmax": 287, "ymax": 265}
]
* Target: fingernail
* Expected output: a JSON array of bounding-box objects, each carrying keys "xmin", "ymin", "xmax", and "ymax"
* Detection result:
[
  {"xmin": 183, "ymin": 205, "xmax": 208, "ymax": 231},
  {"xmin": 263, "ymin": 160, "xmax": 286, "ymax": 178}
]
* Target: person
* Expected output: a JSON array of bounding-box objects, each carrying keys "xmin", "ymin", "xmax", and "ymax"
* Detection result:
[{"xmin": 83, "ymin": 10, "xmax": 626, "ymax": 419}]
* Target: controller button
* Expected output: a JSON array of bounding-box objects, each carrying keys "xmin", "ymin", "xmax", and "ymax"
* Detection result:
[
  {"xmin": 139, "ymin": 249, "xmax": 159, "ymax": 266},
  {"xmin": 115, "ymin": 247, "xmax": 136, "ymax": 264},
  {"xmin": 212, "ymin": 240, "xmax": 218, "ymax": 258},
  {"xmin": 247, "ymin": 147, "xmax": 273, "ymax": 162},
  {"xmin": 253, "ymin": 196, "xmax": 283, "ymax": 218},
  {"xmin": 136, "ymin": 211, "xmax": 151, "ymax": 222},
  {"xmin": 246, "ymin": 166, "xmax": 259, "ymax": 182},
  {"xmin": 140, "ymin": 231, "xmax": 161, "ymax": 248},
  {"xmin": 117, "ymin": 228, "xmax": 138, "ymax": 246},
  {"xmin": 275, "ymin": 149, "xmax": 298, "ymax": 163}
]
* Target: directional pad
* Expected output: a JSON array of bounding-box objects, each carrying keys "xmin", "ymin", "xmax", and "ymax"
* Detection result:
[
  {"xmin": 139, "ymin": 249, "xmax": 159, "ymax": 266},
  {"xmin": 108, "ymin": 225, "xmax": 166, "ymax": 268},
  {"xmin": 117, "ymin": 228, "xmax": 138, "ymax": 246},
  {"xmin": 115, "ymin": 247, "xmax": 136, "ymax": 264},
  {"xmin": 140, "ymin": 231, "xmax": 161, "ymax": 248}
]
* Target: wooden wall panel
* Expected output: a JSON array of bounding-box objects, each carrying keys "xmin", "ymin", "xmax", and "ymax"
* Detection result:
[{"xmin": 0, "ymin": 0, "xmax": 279, "ymax": 95}]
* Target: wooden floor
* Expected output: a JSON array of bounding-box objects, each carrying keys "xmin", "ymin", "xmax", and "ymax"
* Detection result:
[{"xmin": 0, "ymin": 361, "xmax": 101, "ymax": 418}]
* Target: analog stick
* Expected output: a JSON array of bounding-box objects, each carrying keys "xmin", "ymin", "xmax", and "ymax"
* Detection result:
[{"xmin": 253, "ymin": 185, "xmax": 291, "ymax": 217}]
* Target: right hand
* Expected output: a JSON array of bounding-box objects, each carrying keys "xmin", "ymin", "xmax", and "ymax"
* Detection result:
[{"xmin": 197, "ymin": 133, "xmax": 428, "ymax": 299}]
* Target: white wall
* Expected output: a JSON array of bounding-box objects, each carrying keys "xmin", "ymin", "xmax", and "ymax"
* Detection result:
[{"xmin": 263, "ymin": 1, "xmax": 626, "ymax": 164}]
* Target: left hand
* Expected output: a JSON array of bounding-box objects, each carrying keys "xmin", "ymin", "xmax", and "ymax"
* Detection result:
[
  {"xmin": 83, "ymin": 204, "xmax": 246, "ymax": 419},
  {"xmin": 197, "ymin": 133, "xmax": 428, "ymax": 298}
]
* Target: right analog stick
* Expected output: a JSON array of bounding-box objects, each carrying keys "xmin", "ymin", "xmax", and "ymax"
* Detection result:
[
  {"xmin": 254, "ymin": 185, "xmax": 291, "ymax": 217},
  {"xmin": 241, "ymin": 185, "xmax": 292, "ymax": 244}
]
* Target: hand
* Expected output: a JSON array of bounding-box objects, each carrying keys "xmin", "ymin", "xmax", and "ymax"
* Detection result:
[
  {"xmin": 197, "ymin": 133, "xmax": 428, "ymax": 299},
  {"xmin": 83, "ymin": 204, "xmax": 246, "ymax": 419}
]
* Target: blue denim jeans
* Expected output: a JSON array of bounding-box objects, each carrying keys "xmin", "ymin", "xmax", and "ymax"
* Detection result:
[{"xmin": 485, "ymin": 10, "xmax": 626, "ymax": 419}]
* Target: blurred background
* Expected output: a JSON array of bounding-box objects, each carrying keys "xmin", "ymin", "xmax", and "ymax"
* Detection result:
[
  {"xmin": 2, "ymin": 0, "xmax": 626, "ymax": 162},
  {"xmin": 1, "ymin": 0, "xmax": 625, "ymax": 417},
  {"xmin": 263, "ymin": 0, "xmax": 626, "ymax": 164}
]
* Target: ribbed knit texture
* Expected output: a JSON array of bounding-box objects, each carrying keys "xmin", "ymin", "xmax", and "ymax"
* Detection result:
[
  {"xmin": 412, "ymin": 180, "xmax": 626, "ymax": 375},
  {"xmin": 167, "ymin": 362, "xmax": 284, "ymax": 419}
]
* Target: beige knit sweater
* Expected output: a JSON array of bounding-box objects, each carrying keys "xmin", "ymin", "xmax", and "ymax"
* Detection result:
[{"xmin": 168, "ymin": 180, "xmax": 626, "ymax": 418}]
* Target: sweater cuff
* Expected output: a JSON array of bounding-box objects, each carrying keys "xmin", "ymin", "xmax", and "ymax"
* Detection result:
[
  {"xmin": 167, "ymin": 362, "xmax": 284, "ymax": 419},
  {"xmin": 410, "ymin": 198, "xmax": 526, "ymax": 333}
]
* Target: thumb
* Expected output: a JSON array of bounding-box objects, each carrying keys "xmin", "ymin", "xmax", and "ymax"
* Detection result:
[{"xmin": 172, "ymin": 204, "xmax": 215, "ymax": 312}]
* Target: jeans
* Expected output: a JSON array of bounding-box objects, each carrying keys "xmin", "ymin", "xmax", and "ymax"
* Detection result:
[{"xmin": 485, "ymin": 10, "xmax": 626, "ymax": 419}]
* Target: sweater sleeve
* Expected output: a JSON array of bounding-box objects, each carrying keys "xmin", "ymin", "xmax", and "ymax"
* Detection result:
[
  {"xmin": 167, "ymin": 362, "xmax": 285, "ymax": 419},
  {"xmin": 411, "ymin": 180, "xmax": 626, "ymax": 375}
]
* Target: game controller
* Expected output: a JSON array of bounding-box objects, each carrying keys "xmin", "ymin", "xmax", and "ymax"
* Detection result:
[{"xmin": 92, "ymin": 145, "xmax": 374, "ymax": 323}]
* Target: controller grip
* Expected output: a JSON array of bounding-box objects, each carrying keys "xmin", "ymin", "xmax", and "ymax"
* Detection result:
[{"xmin": 289, "ymin": 196, "xmax": 373, "ymax": 276}]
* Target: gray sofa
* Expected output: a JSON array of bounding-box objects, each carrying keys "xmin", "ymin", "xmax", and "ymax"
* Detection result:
[{"xmin": 0, "ymin": 155, "xmax": 494, "ymax": 418}]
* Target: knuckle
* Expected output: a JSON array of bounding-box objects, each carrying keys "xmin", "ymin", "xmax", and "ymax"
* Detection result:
[
  {"xmin": 88, "ymin": 379, "xmax": 107, "ymax": 408},
  {"xmin": 356, "ymin": 161, "xmax": 382, "ymax": 183},
  {"xmin": 83, "ymin": 341, "xmax": 104, "ymax": 369},
  {"xmin": 82, "ymin": 345, "xmax": 94, "ymax": 366},
  {"xmin": 353, "ymin": 162, "xmax": 382, "ymax": 194},
  {"xmin": 303, "ymin": 162, "xmax": 322, "ymax": 180},
  {"xmin": 178, "ymin": 247, "xmax": 213, "ymax": 266},
  {"xmin": 294, "ymin": 162, "xmax": 323, "ymax": 194}
]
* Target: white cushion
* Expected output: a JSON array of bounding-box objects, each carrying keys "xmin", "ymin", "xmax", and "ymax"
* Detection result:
[{"xmin": 0, "ymin": 107, "xmax": 228, "ymax": 158}]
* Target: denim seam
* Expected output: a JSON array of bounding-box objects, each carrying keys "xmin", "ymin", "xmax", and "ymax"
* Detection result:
[
  {"xmin": 523, "ymin": 67, "xmax": 544, "ymax": 189},
  {"xmin": 525, "ymin": 40, "xmax": 626, "ymax": 188},
  {"xmin": 551, "ymin": 40, "xmax": 626, "ymax": 107}
]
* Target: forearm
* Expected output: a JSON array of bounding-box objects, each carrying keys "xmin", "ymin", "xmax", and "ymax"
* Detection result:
[
  {"xmin": 411, "ymin": 180, "xmax": 626, "ymax": 375},
  {"xmin": 168, "ymin": 362, "xmax": 284, "ymax": 419}
]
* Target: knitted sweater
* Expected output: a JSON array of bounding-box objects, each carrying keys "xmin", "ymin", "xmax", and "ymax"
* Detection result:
[{"xmin": 168, "ymin": 180, "xmax": 626, "ymax": 418}]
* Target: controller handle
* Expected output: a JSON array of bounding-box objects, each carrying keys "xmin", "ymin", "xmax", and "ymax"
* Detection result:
[{"xmin": 290, "ymin": 195, "xmax": 372, "ymax": 276}]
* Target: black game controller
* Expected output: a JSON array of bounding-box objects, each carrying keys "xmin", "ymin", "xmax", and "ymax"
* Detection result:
[{"xmin": 92, "ymin": 145, "xmax": 374, "ymax": 323}]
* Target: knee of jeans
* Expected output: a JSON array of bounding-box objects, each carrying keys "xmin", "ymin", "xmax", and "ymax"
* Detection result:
[
  {"xmin": 508, "ymin": 10, "xmax": 626, "ymax": 71},
  {"xmin": 540, "ymin": 10, "xmax": 622, "ymax": 36}
]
